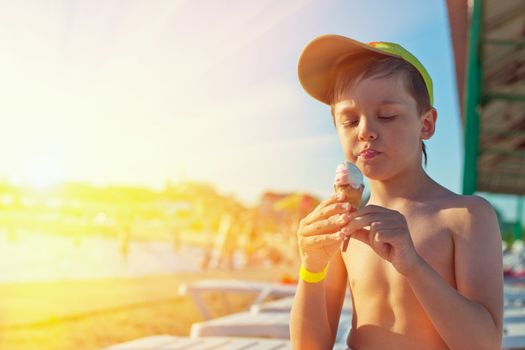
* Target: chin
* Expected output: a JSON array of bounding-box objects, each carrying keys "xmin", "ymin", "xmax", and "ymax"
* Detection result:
[{"xmin": 359, "ymin": 164, "xmax": 392, "ymax": 181}]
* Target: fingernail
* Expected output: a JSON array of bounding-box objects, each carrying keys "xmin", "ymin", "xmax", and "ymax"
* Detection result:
[
  {"xmin": 338, "ymin": 214, "xmax": 347, "ymax": 224},
  {"xmin": 342, "ymin": 203, "xmax": 350, "ymax": 210},
  {"xmin": 337, "ymin": 193, "xmax": 344, "ymax": 200}
]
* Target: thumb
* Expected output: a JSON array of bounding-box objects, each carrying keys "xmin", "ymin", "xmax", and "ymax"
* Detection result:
[
  {"xmin": 372, "ymin": 233, "xmax": 391, "ymax": 259},
  {"xmin": 350, "ymin": 228, "xmax": 370, "ymax": 245}
]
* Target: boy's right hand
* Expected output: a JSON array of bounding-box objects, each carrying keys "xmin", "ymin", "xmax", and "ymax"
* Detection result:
[{"xmin": 297, "ymin": 193, "xmax": 352, "ymax": 272}]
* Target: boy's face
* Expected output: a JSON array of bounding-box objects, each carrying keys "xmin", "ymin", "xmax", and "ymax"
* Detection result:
[{"xmin": 333, "ymin": 74, "xmax": 435, "ymax": 181}]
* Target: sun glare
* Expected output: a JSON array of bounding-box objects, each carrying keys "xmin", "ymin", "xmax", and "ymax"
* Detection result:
[{"xmin": 25, "ymin": 156, "xmax": 64, "ymax": 190}]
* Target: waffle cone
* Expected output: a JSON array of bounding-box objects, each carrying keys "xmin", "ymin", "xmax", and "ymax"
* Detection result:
[{"xmin": 334, "ymin": 184, "xmax": 363, "ymax": 209}]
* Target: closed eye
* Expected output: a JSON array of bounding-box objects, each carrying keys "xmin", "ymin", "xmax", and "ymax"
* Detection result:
[
  {"xmin": 378, "ymin": 115, "xmax": 397, "ymax": 121},
  {"xmin": 341, "ymin": 120, "xmax": 358, "ymax": 128}
]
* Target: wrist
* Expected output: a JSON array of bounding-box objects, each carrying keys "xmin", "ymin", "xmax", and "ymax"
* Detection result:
[
  {"xmin": 300, "ymin": 263, "xmax": 329, "ymax": 283},
  {"xmin": 404, "ymin": 254, "xmax": 426, "ymax": 279}
]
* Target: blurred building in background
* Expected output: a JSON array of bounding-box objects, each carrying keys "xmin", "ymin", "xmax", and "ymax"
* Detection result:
[{"xmin": 447, "ymin": 0, "xmax": 525, "ymax": 241}]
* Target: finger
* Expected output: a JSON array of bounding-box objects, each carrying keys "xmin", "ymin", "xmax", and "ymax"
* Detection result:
[
  {"xmin": 349, "ymin": 224, "xmax": 397, "ymax": 245},
  {"xmin": 346, "ymin": 213, "xmax": 385, "ymax": 232},
  {"xmin": 348, "ymin": 227, "xmax": 370, "ymax": 245},
  {"xmin": 372, "ymin": 233, "xmax": 392, "ymax": 259},
  {"xmin": 350, "ymin": 227, "xmax": 392, "ymax": 258},
  {"xmin": 348, "ymin": 204, "xmax": 393, "ymax": 221},
  {"xmin": 369, "ymin": 221, "xmax": 398, "ymax": 236},
  {"xmin": 302, "ymin": 201, "xmax": 351, "ymax": 226},
  {"xmin": 299, "ymin": 194, "xmax": 340, "ymax": 226},
  {"xmin": 302, "ymin": 231, "xmax": 345, "ymax": 247},
  {"xmin": 301, "ymin": 212, "xmax": 351, "ymax": 237},
  {"xmin": 371, "ymin": 227, "xmax": 402, "ymax": 245},
  {"xmin": 321, "ymin": 192, "xmax": 347, "ymax": 207}
]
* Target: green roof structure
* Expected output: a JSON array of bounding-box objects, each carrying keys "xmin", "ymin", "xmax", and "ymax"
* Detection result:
[
  {"xmin": 448, "ymin": 0, "xmax": 525, "ymax": 196},
  {"xmin": 447, "ymin": 0, "xmax": 524, "ymax": 239}
]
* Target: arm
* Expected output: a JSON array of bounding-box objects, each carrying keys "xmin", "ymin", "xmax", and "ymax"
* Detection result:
[
  {"xmin": 289, "ymin": 194, "xmax": 352, "ymax": 350},
  {"xmin": 290, "ymin": 250, "xmax": 348, "ymax": 350},
  {"xmin": 406, "ymin": 196, "xmax": 503, "ymax": 350}
]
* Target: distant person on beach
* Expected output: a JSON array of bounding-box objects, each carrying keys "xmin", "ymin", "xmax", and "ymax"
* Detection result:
[
  {"xmin": 241, "ymin": 209, "xmax": 263, "ymax": 267},
  {"xmin": 199, "ymin": 241, "xmax": 213, "ymax": 270},
  {"xmin": 211, "ymin": 208, "xmax": 240, "ymax": 270},
  {"xmin": 118, "ymin": 218, "xmax": 132, "ymax": 266},
  {"xmin": 290, "ymin": 35, "xmax": 503, "ymax": 349},
  {"xmin": 169, "ymin": 219, "xmax": 182, "ymax": 252}
]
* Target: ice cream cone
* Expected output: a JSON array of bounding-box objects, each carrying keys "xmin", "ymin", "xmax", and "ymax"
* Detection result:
[
  {"xmin": 334, "ymin": 161, "xmax": 364, "ymax": 252},
  {"xmin": 334, "ymin": 184, "xmax": 363, "ymax": 209}
]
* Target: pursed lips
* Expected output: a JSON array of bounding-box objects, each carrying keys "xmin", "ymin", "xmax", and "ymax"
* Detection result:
[{"xmin": 358, "ymin": 149, "xmax": 380, "ymax": 159}]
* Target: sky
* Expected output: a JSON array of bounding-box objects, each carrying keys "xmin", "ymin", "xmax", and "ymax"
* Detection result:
[{"xmin": 0, "ymin": 0, "xmax": 522, "ymax": 221}]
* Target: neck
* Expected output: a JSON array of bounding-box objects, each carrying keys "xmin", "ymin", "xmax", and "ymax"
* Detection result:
[{"xmin": 367, "ymin": 165, "xmax": 439, "ymax": 208}]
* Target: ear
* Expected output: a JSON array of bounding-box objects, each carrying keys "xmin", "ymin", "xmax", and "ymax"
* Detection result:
[{"xmin": 420, "ymin": 108, "xmax": 437, "ymax": 140}]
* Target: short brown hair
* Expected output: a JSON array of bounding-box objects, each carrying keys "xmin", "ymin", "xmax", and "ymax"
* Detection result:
[{"xmin": 328, "ymin": 52, "xmax": 431, "ymax": 166}]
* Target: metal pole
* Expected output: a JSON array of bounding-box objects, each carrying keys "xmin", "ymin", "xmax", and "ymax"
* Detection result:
[{"xmin": 462, "ymin": 0, "xmax": 482, "ymax": 195}]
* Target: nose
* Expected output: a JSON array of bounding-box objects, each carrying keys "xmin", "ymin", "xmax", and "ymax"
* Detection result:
[{"xmin": 357, "ymin": 118, "xmax": 378, "ymax": 141}]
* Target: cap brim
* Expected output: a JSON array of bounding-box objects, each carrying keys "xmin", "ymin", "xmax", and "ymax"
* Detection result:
[{"xmin": 297, "ymin": 35, "xmax": 394, "ymax": 105}]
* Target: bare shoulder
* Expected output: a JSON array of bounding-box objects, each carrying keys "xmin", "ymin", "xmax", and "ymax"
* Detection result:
[
  {"xmin": 461, "ymin": 195, "xmax": 498, "ymax": 221},
  {"xmin": 435, "ymin": 193, "xmax": 499, "ymax": 238}
]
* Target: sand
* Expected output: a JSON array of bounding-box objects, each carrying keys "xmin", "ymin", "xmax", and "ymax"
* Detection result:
[{"xmin": 0, "ymin": 267, "xmax": 296, "ymax": 350}]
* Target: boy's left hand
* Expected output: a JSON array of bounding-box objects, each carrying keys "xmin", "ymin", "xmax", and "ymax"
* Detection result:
[{"xmin": 346, "ymin": 205, "xmax": 423, "ymax": 276}]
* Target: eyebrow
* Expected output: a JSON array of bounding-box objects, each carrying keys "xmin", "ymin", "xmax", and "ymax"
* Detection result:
[
  {"xmin": 336, "ymin": 106, "xmax": 356, "ymax": 116},
  {"xmin": 336, "ymin": 100, "xmax": 406, "ymax": 115},
  {"xmin": 378, "ymin": 99, "xmax": 406, "ymax": 105}
]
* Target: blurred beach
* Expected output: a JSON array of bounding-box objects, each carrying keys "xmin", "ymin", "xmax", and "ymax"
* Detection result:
[
  {"xmin": 0, "ymin": 269, "xmax": 292, "ymax": 350},
  {"xmin": 0, "ymin": 180, "xmax": 303, "ymax": 350},
  {"xmin": 0, "ymin": 227, "xmax": 297, "ymax": 350},
  {"xmin": 0, "ymin": 232, "xmax": 205, "ymax": 283},
  {"xmin": 0, "ymin": 179, "xmax": 522, "ymax": 350},
  {"xmin": 0, "ymin": 0, "xmax": 522, "ymax": 348}
]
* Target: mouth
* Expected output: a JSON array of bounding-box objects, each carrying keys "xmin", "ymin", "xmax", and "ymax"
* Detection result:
[{"xmin": 358, "ymin": 149, "xmax": 380, "ymax": 160}]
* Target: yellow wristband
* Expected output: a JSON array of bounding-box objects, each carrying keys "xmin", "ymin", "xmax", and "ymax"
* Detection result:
[{"xmin": 299, "ymin": 264, "xmax": 329, "ymax": 283}]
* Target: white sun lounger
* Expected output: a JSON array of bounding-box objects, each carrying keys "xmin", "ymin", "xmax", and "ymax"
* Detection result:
[
  {"xmin": 506, "ymin": 293, "xmax": 525, "ymax": 307},
  {"xmin": 501, "ymin": 317, "xmax": 525, "ymax": 350},
  {"xmin": 101, "ymin": 335, "xmax": 291, "ymax": 349},
  {"xmin": 190, "ymin": 312, "xmax": 292, "ymax": 339},
  {"xmin": 503, "ymin": 322, "xmax": 525, "ymax": 350},
  {"xmin": 505, "ymin": 315, "xmax": 525, "ymax": 324},
  {"xmin": 503, "ymin": 336, "xmax": 525, "ymax": 350},
  {"xmin": 179, "ymin": 279, "xmax": 297, "ymax": 319},
  {"xmin": 190, "ymin": 311, "xmax": 352, "ymax": 344}
]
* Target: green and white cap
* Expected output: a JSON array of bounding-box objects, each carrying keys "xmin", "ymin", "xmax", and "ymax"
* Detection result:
[{"xmin": 297, "ymin": 34, "xmax": 433, "ymax": 106}]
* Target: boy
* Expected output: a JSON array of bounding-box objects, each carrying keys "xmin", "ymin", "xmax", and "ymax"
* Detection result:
[{"xmin": 290, "ymin": 34, "xmax": 503, "ymax": 350}]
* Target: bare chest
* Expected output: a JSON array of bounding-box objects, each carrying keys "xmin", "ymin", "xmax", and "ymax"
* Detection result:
[{"xmin": 343, "ymin": 210, "xmax": 456, "ymax": 298}]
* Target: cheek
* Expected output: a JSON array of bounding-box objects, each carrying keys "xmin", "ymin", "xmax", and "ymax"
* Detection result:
[
  {"xmin": 388, "ymin": 131, "xmax": 421, "ymax": 161},
  {"xmin": 337, "ymin": 129, "xmax": 358, "ymax": 160}
]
